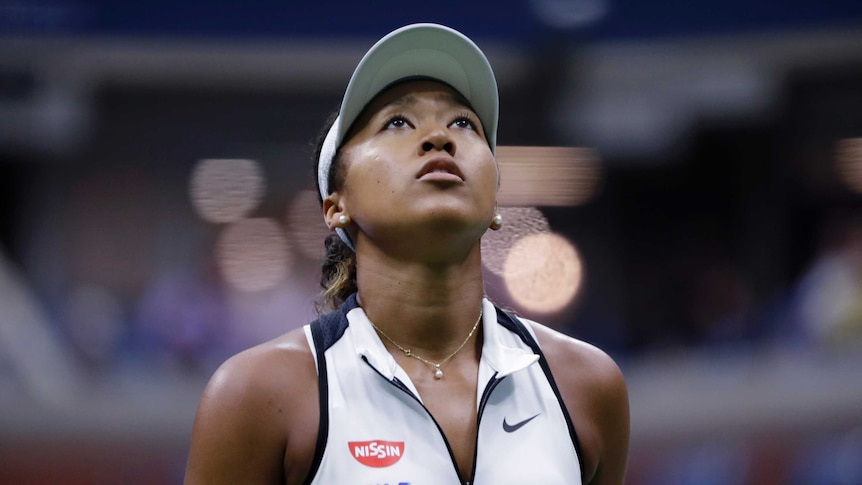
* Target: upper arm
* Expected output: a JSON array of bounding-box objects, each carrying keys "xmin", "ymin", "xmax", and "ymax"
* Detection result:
[
  {"xmin": 184, "ymin": 332, "xmax": 318, "ymax": 485},
  {"xmin": 585, "ymin": 352, "xmax": 629, "ymax": 485},
  {"xmin": 532, "ymin": 324, "xmax": 630, "ymax": 485},
  {"xmin": 184, "ymin": 354, "xmax": 286, "ymax": 484}
]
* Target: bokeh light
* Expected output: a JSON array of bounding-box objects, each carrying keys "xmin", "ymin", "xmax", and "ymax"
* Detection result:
[
  {"xmin": 482, "ymin": 207, "xmax": 551, "ymax": 276},
  {"xmin": 190, "ymin": 158, "xmax": 265, "ymax": 223},
  {"xmin": 216, "ymin": 218, "xmax": 290, "ymax": 292},
  {"xmin": 496, "ymin": 146, "xmax": 602, "ymax": 207},
  {"xmin": 835, "ymin": 138, "xmax": 862, "ymax": 194},
  {"xmin": 285, "ymin": 190, "xmax": 332, "ymax": 261},
  {"xmin": 502, "ymin": 232, "xmax": 583, "ymax": 314}
]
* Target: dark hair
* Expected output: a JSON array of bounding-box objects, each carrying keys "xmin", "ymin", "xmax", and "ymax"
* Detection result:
[{"xmin": 313, "ymin": 112, "xmax": 357, "ymax": 311}]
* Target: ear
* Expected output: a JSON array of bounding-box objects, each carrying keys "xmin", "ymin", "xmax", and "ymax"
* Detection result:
[
  {"xmin": 493, "ymin": 153, "xmax": 501, "ymax": 191},
  {"xmin": 323, "ymin": 192, "xmax": 349, "ymax": 229}
]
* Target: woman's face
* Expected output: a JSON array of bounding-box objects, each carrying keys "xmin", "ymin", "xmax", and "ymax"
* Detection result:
[{"xmin": 331, "ymin": 80, "xmax": 498, "ymax": 253}]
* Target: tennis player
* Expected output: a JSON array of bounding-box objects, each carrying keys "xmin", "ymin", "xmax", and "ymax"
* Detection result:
[{"xmin": 185, "ymin": 23, "xmax": 629, "ymax": 484}]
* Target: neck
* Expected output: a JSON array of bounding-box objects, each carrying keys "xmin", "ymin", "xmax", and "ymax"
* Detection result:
[{"xmin": 355, "ymin": 242, "xmax": 486, "ymax": 359}]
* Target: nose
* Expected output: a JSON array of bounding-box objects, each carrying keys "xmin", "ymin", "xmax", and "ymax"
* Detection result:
[{"xmin": 420, "ymin": 128, "xmax": 455, "ymax": 156}]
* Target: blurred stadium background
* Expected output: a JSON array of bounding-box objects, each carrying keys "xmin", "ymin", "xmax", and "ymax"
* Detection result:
[{"xmin": 3, "ymin": 1, "xmax": 862, "ymax": 483}]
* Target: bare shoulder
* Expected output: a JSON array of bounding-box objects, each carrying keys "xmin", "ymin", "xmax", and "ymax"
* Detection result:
[
  {"xmin": 205, "ymin": 326, "xmax": 317, "ymax": 403},
  {"xmin": 528, "ymin": 321, "xmax": 626, "ymax": 393},
  {"xmin": 527, "ymin": 320, "xmax": 630, "ymax": 485},
  {"xmin": 185, "ymin": 326, "xmax": 320, "ymax": 485}
]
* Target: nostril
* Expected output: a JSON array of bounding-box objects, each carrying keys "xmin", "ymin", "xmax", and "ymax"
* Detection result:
[
  {"xmin": 444, "ymin": 142, "xmax": 454, "ymax": 154},
  {"xmin": 422, "ymin": 141, "xmax": 434, "ymax": 152}
]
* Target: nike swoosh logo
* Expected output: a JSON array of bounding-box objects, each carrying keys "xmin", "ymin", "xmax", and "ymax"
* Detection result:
[{"xmin": 502, "ymin": 413, "xmax": 540, "ymax": 433}]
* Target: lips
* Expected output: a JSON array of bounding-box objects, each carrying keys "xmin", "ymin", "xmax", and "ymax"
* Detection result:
[{"xmin": 416, "ymin": 158, "xmax": 464, "ymax": 182}]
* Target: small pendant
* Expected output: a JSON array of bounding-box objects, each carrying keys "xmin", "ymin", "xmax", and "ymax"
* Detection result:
[{"xmin": 434, "ymin": 367, "xmax": 443, "ymax": 379}]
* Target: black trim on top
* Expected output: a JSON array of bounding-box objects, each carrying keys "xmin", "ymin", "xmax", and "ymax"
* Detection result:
[
  {"xmin": 494, "ymin": 307, "xmax": 586, "ymax": 483},
  {"xmin": 469, "ymin": 372, "xmax": 503, "ymax": 485},
  {"xmin": 314, "ymin": 299, "xmax": 353, "ymax": 352},
  {"xmin": 301, "ymin": 299, "xmax": 355, "ymax": 485},
  {"xmin": 360, "ymin": 356, "xmax": 467, "ymax": 485},
  {"xmin": 302, "ymin": 319, "xmax": 329, "ymax": 485}
]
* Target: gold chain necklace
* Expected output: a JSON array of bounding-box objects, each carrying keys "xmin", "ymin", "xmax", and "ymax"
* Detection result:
[{"xmin": 369, "ymin": 310, "xmax": 483, "ymax": 380}]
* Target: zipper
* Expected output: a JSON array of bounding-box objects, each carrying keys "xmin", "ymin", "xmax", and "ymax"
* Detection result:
[
  {"xmin": 361, "ymin": 357, "xmax": 505, "ymax": 485},
  {"xmin": 361, "ymin": 356, "xmax": 464, "ymax": 483},
  {"xmin": 468, "ymin": 372, "xmax": 503, "ymax": 485}
]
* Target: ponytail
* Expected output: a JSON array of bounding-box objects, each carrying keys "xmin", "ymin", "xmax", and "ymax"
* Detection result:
[{"xmin": 319, "ymin": 233, "xmax": 357, "ymax": 310}]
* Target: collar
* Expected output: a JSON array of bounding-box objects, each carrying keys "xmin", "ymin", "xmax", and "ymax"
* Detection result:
[{"xmin": 345, "ymin": 296, "xmax": 539, "ymax": 396}]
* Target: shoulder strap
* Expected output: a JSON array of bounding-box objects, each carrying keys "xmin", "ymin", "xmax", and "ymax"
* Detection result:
[{"xmin": 303, "ymin": 308, "xmax": 349, "ymax": 485}]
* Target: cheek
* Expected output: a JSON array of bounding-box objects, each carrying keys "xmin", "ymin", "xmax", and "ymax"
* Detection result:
[
  {"xmin": 341, "ymin": 149, "xmax": 398, "ymax": 203},
  {"xmin": 361, "ymin": 154, "xmax": 392, "ymax": 192},
  {"xmin": 472, "ymin": 151, "xmax": 499, "ymax": 194}
]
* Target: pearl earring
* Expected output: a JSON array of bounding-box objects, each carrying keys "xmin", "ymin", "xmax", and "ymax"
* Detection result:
[
  {"xmin": 490, "ymin": 213, "xmax": 503, "ymax": 230},
  {"xmin": 338, "ymin": 214, "xmax": 350, "ymax": 226}
]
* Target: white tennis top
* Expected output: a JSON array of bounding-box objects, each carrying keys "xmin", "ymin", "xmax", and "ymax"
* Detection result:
[{"xmin": 303, "ymin": 294, "xmax": 583, "ymax": 485}]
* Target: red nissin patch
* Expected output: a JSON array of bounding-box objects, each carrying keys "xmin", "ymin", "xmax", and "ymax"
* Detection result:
[{"xmin": 348, "ymin": 440, "xmax": 405, "ymax": 467}]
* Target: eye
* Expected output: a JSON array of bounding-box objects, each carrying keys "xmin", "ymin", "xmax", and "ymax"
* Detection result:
[
  {"xmin": 384, "ymin": 116, "xmax": 410, "ymax": 130},
  {"xmin": 451, "ymin": 115, "xmax": 478, "ymax": 131}
]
